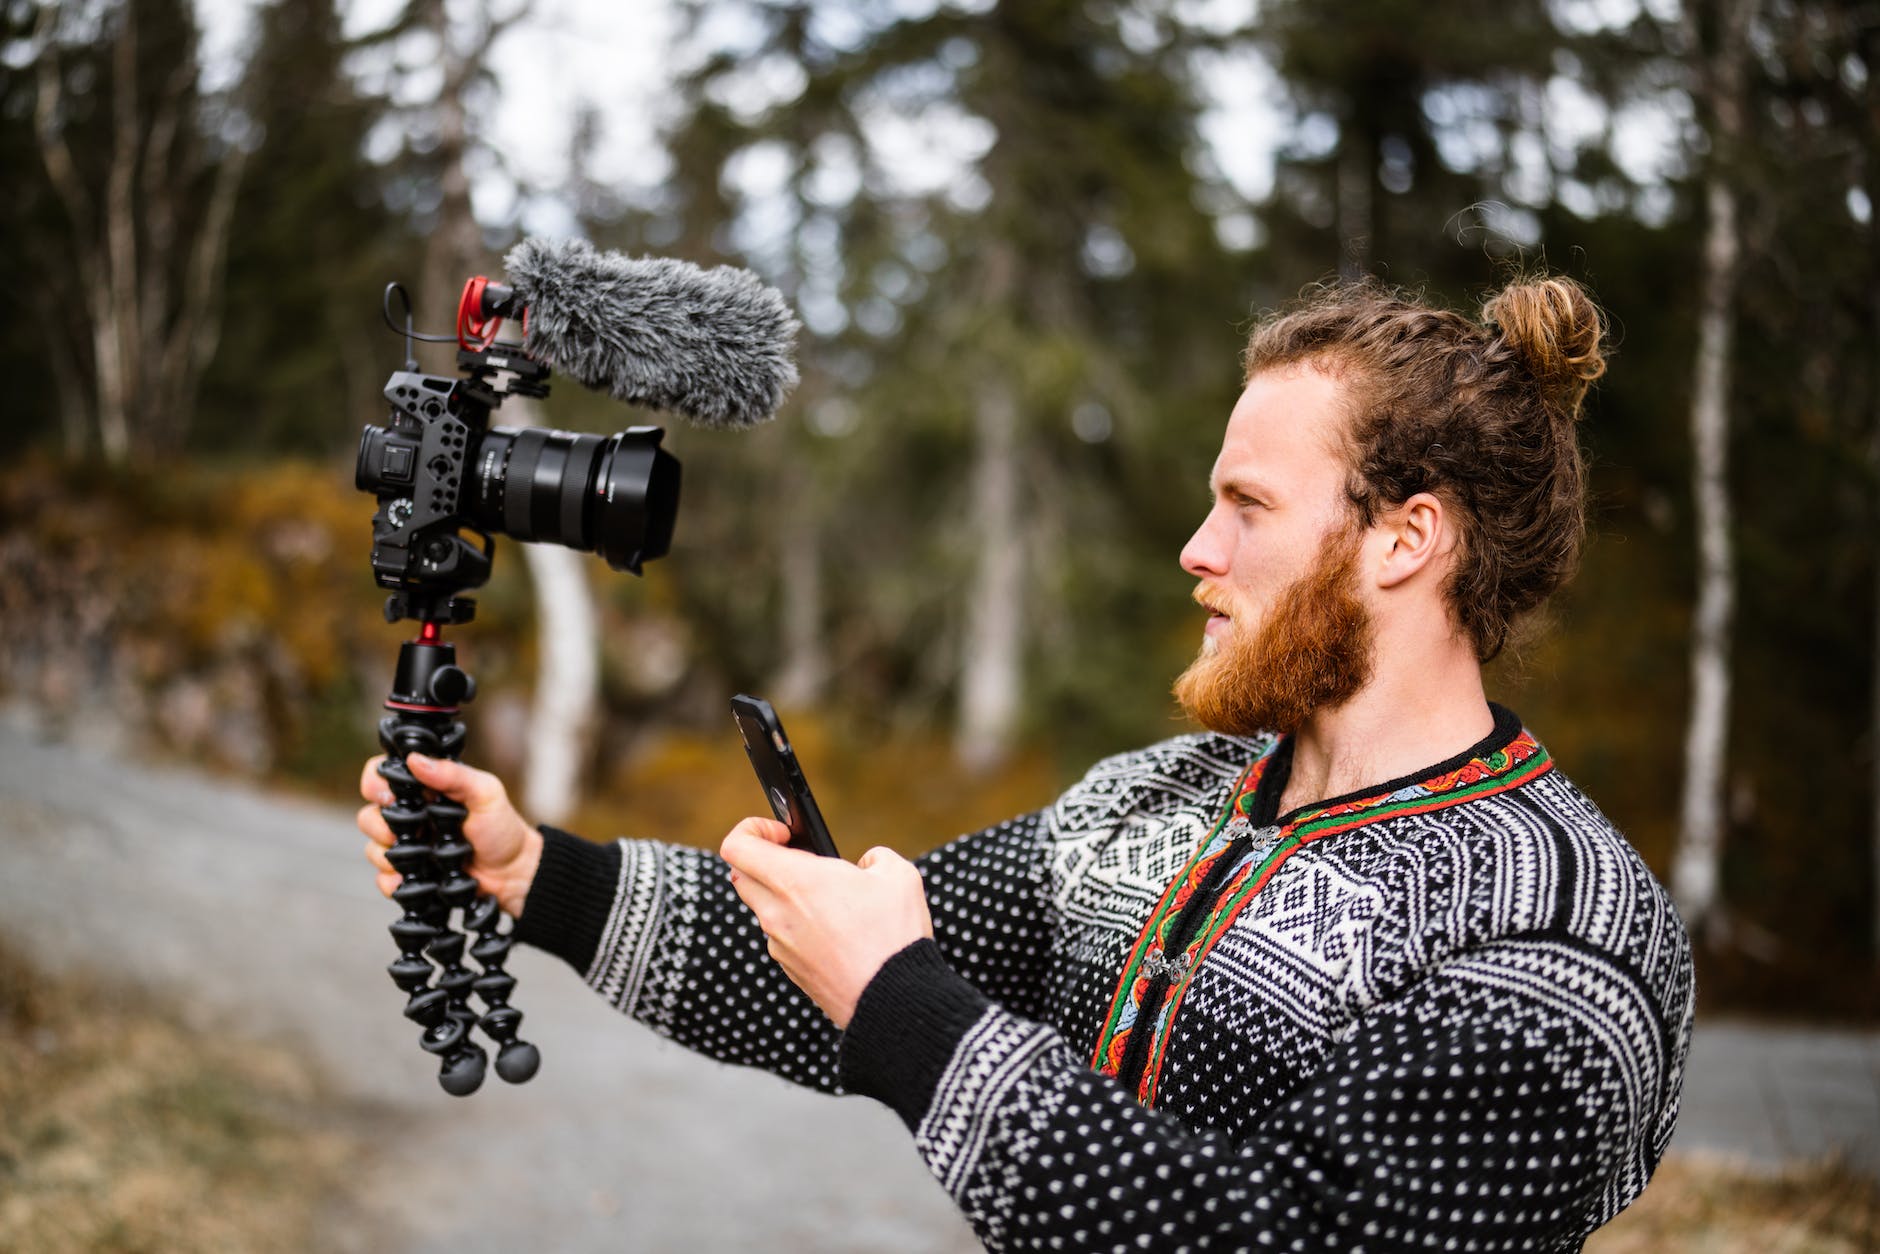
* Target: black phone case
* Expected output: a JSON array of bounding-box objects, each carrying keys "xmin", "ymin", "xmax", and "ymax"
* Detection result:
[{"xmin": 730, "ymin": 694, "xmax": 840, "ymax": 858}]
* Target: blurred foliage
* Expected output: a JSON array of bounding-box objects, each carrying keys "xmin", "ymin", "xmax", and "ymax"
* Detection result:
[
  {"xmin": 3, "ymin": 0, "xmax": 1880, "ymax": 1013},
  {"xmin": 0, "ymin": 939, "xmax": 360, "ymax": 1252},
  {"xmin": 575, "ymin": 708, "xmax": 1062, "ymax": 859},
  {"xmin": 0, "ymin": 458, "xmax": 531, "ymax": 792}
]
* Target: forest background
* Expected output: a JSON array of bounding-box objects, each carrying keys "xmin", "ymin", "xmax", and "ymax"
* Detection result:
[{"xmin": 4, "ymin": 0, "xmax": 1880, "ymax": 1029}]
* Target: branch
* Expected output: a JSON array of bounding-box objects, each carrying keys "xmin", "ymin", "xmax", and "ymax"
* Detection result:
[
  {"xmin": 104, "ymin": 0, "xmax": 143, "ymax": 441},
  {"xmin": 138, "ymin": 60, "xmax": 196, "ymax": 359},
  {"xmin": 31, "ymin": 6, "xmax": 94, "ymax": 254},
  {"xmin": 438, "ymin": 0, "xmax": 531, "ymax": 101},
  {"xmin": 158, "ymin": 141, "xmax": 249, "ymax": 455}
]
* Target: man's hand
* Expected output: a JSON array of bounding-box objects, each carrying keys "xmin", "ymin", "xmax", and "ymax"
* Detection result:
[
  {"xmin": 356, "ymin": 755, "xmax": 543, "ymax": 919},
  {"xmin": 720, "ymin": 819, "xmax": 933, "ymax": 1030}
]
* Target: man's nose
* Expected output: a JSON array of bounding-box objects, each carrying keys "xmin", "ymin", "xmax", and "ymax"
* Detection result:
[{"xmin": 1180, "ymin": 510, "xmax": 1228, "ymax": 578}]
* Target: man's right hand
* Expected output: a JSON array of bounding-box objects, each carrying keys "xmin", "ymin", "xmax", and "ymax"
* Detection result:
[{"xmin": 357, "ymin": 754, "xmax": 543, "ymax": 919}]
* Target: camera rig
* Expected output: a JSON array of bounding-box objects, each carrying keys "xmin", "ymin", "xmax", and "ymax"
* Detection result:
[{"xmin": 353, "ymin": 280, "xmax": 681, "ymax": 1095}]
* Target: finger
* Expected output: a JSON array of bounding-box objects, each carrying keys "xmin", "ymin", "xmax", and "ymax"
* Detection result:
[
  {"xmin": 405, "ymin": 754, "xmax": 503, "ymax": 807},
  {"xmin": 728, "ymin": 815, "xmax": 792, "ymax": 847},
  {"xmin": 857, "ymin": 845, "xmax": 910, "ymax": 873},
  {"xmin": 360, "ymin": 756, "xmax": 392, "ymax": 805},
  {"xmin": 356, "ymin": 803, "xmax": 394, "ymax": 847},
  {"xmin": 364, "ymin": 839, "xmax": 393, "ymax": 876},
  {"xmin": 720, "ymin": 828, "xmax": 802, "ymax": 886},
  {"xmin": 377, "ymin": 870, "xmax": 399, "ymax": 899},
  {"xmin": 727, "ymin": 864, "xmax": 785, "ymax": 930}
]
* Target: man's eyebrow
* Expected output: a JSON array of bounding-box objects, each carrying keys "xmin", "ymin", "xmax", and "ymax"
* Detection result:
[{"xmin": 1211, "ymin": 473, "xmax": 1276, "ymax": 500}]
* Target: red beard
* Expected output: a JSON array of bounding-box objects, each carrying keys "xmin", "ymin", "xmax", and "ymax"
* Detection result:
[{"xmin": 1173, "ymin": 527, "xmax": 1375, "ymax": 737}]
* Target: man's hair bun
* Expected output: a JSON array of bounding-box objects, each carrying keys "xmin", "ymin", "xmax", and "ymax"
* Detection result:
[{"xmin": 1481, "ymin": 276, "xmax": 1608, "ymax": 422}]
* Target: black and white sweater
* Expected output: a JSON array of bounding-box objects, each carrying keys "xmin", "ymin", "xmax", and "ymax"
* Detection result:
[{"xmin": 517, "ymin": 705, "xmax": 1694, "ymax": 1252}]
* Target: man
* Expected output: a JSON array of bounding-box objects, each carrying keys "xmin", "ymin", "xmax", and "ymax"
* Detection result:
[{"xmin": 361, "ymin": 276, "xmax": 1693, "ymax": 1251}]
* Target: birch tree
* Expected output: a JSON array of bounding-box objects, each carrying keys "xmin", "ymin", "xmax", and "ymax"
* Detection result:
[
  {"xmin": 1668, "ymin": 0, "xmax": 1758, "ymax": 943},
  {"xmin": 28, "ymin": 0, "xmax": 247, "ymax": 461}
]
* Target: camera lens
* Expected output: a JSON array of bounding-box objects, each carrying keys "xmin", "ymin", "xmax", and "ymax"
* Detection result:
[{"xmin": 466, "ymin": 426, "xmax": 681, "ymax": 574}]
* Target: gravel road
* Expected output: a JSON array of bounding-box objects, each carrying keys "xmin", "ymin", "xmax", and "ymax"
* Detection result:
[{"xmin": 1, "ymin": 714, "xmax": 1876, "ymax": 1252}]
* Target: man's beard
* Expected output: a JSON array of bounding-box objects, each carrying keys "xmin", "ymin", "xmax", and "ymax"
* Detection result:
[{"xmin": 1172, "ymin": 527, "xmax": 1376, "ymax": 737}]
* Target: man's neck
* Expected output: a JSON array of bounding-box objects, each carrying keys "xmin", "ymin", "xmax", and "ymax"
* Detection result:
[{"xmin": 1276, "ymin": 650, "xmax": 1496, "ymax": 818}]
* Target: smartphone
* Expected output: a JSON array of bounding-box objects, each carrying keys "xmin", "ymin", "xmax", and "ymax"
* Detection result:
[{"xmin": 730, "ymin": 694, "xmax": 840, "ymax": 858}]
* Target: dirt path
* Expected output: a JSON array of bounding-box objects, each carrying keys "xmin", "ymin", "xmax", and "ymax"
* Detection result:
[{"xmin": 2, "ymin": 714, "xmax": 1876, "ymax": 1252}]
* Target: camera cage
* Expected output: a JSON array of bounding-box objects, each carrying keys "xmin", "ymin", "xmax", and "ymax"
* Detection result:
[{"xmin": 362, "ymin": 284, "xmax": 554, "ymax": 625}]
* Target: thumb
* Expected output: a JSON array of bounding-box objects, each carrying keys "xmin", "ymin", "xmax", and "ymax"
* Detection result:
[
  {"xmin": 729, "ymin": 815, "xmax": 793, "ymax": 847},
  {"xmin": 406, "ymin": 753, "xmax": 500, "ymax": 806}
]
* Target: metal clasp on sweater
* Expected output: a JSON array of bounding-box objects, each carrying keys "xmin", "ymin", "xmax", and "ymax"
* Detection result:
[{"xmin": 1143, "ymin": 946, "xmax": 1193, "ymax": 983}]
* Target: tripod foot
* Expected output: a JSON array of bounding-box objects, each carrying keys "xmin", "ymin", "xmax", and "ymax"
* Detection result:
[
  {"xmin": 438, "ymin": 1043, "xmax": 489, "ymax": 1097},
  {"xmin": 495, "ymin": 1039, "xmax": 541, "ymax": 1085}
]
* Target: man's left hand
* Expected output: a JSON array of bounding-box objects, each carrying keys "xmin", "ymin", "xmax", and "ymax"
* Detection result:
[{"xmin": 720, "ymin": 818, "xmax": 933, "ymax": 1030}]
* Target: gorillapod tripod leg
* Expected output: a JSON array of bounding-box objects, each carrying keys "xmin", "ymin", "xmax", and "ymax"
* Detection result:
[
  {"xmin": 435, "ymin": 804, "xmax": 541, "ymax": 1083},
  {"xmin": 376, "ymin": 627, "xmax": 539, "ymax": 1095},
  {"xmin": 378, "ymin": 716, "xmax": 487, "ymax": 1095}
]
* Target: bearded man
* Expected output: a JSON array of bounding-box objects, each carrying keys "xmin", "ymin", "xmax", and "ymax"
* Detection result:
[{"xmin": 361, "ymin": 277, "xmax": 1694, "ymax": 1252}]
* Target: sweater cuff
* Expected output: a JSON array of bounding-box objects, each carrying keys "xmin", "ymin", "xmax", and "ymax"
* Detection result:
[
  {"xmin": 838, "ymin": 937, "xmax": 990, "ymax": 1128},
  {"xmin": 513, "ymin": 824, "xmax": 621, "ymax": 975}
]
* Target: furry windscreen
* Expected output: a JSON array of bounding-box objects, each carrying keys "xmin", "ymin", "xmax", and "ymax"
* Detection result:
[{"xmin": 505, "ymin": 238, "xmax": 800, "ymax": 430}]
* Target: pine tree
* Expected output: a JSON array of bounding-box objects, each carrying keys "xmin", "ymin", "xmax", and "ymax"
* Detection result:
[{"xmin": 198, "ymin": 0, "xmax": 405, "ymax": 455}]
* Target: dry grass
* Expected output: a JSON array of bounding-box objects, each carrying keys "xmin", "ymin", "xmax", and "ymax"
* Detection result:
[
  {"xmin": 0, "ymin": 943, "xmax": 360, "ymax": 1254},
  {"xmin": 1589, "ymin": 1154, "xmax": 1880, "ymax": 1253}
]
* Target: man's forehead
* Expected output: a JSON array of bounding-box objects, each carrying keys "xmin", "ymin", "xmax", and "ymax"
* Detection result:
[{"xmin": 1211, "ymin": 366, "xmax": 1351, "ymax": 490}]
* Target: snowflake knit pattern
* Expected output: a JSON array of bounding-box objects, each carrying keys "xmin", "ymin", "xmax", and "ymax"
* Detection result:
[{"xmin": 516, "ymin": 704, "xmax": 1694, "ymax": 1252}]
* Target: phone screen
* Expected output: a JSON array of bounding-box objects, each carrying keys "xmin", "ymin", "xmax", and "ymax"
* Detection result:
[{"xmin": 730, "ymin": 695, "xmax": 840, "ymax": 858}]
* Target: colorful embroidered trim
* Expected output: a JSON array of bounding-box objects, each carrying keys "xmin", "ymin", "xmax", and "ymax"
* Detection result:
[{"xmin": 1091, "ymin": 728, "xmax": 1552, "ymax": 1106}]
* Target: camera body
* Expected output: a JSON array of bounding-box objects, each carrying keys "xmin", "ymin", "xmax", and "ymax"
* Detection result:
[{"xmin": 355, "ymin": 344, "xmax": 681, "ymax": 623}]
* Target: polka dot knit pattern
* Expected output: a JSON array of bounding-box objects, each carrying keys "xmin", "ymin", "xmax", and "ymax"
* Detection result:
[{"xmin": 515, "ymin": 705, "xmax": 1693, "ymax": 1252}]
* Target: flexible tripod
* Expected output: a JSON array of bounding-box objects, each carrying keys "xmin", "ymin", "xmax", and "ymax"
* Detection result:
[{"xmin": 376, "ymin": 602, "xmax": 539, "ymax": 1096}]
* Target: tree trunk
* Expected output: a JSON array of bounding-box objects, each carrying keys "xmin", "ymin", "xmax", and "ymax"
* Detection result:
[
  {"xmin": 1872, "ymin": 422, "xmax": 1880, "ymax": 964},
  {"xmin": 1669, "ymin": 0, "xmax": 1753, "ymax": 942},
  {"xmin": 519, "ymin": 540, "xmax": 600, "ymax": 825},
  {"xmin": 771, "ymin": 472, "xmax": 828, "ymax": 709},
  {"xmin": 502, "ymin": 399, "xmax": 601, "ymax": 824},
  {"xmin": 956, "ymin": 375, "xmax": 1024, "ymax": 771},
  {"xmin": 1866, "ymin": 31, "xmax": 1880, "ymax": 966},
  {"xmin": 1670, "ymin": 172, "xmax": 1741, "ymax": 938},
  {"xmin": 101, "ymin": 1, "xmax": 142, "ymax": 461}
]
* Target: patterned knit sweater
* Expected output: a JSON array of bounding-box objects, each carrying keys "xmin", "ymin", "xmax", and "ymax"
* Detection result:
[{"xmin": 517, "ymin": 705, "xmax": 1694, "ymax": 1252}]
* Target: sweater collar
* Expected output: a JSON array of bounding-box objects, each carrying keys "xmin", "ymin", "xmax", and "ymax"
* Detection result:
[{"xmin": 1235, "ymin": 702, "xmax": 1547, "ymax": 834}]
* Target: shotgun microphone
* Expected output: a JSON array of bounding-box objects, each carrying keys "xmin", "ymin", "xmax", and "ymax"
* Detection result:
[{"xmin": 477, "ymin": 238, "xmax": 800, "ymax": 430}]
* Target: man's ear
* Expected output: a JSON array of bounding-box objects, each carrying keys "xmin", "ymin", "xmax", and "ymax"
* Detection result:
[{"xmin": 1372, "ymin": 492, "xmax": 1451, "ymax": 590}]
